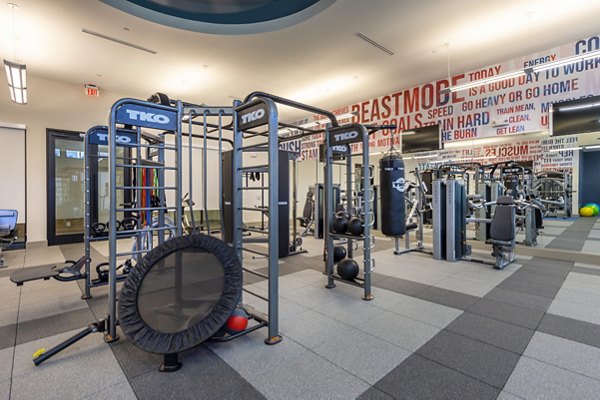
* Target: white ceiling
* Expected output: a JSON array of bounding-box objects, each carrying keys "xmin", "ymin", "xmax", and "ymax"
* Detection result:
[{"xmin": 1, "ymin": 0, "xmax": 600, "ymax": 118}]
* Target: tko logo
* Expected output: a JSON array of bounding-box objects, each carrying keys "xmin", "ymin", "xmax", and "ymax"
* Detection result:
[
  {"xmin": 241, "ymin": 109, "xmax": 266, "ymax": 124},
  {"xmin": 125, "ymin": 110, "xmax": 170, "ymax": 124},
  {"xmin": 95, "ymin": 133, "xmax": 133, "ymax": 144},
  {"xmin": 331, "ymin": 145, "xmax": 348, "ymax": 153},
  {"xmin": 392, "ymin": 177, "xmax": 405, "ymax": 193},
  {"xmin": 333, "ymin": 130, "xmax": 359, "ymax": 142}
]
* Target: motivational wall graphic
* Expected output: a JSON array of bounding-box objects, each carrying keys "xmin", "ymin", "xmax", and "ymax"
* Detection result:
[{"xmin": 290, "ymin": 33, "xmax": 600, "ymax": 171}]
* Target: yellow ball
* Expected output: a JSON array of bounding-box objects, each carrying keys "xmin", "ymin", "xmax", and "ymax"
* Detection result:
[{"xmin": 580, "ymin": 206, "xmax": 594, "ymax": 217}]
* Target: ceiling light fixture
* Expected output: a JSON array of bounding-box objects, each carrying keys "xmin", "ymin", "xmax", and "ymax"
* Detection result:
[
  {"xmin": 4, "ymin": 3, "xmax": 26, "ymax": 104},
  {"xmin": 4, "ymin": 60, "xmax": 27, "ymax": 104},
  {"xmin": 558, "ymin": 101, "xmax": 600, "ymax": 112}
]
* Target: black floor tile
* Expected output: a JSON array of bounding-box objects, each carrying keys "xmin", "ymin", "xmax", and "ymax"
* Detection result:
[
  {"xmin": 445, "ymin": 312, "xmax": 534, "ymax": 354},
  {"xmin": 375, "ymin": 354, "xmax": 500, "ymax": 400},
  {"xmin": 374, "ymin": 276, "xmax": 428, "ymax": 297},
  {"xmin": 538, "ymin": 313, "xmax": 600, "ymax": 349},
  {"xmin": 357, "ymin": 387, "xmax": 395, "ymax": 400},
  {"xmin": 518, "ymin": 264, "xmax": 570, "ymax": 280},
  {"xmin": 16, "ymin": 307, "xmax": 96, "ymax": 345},
  {"xmin": 507, "ymin": 269, "xmax": 566, "ymax": 289},
  {"xmin": 467, "ymin": 298, "xmax": 545, "ymax": 330},
  {"xmin": 413, "ymin": 286, "xmax": 479, "ymax": 311},
  {"xmin": 110, "ymin": 329, "xmax": 164, "ymax": 379},
  {"xmin": 495, "ymin": 278, "xmax": 561, "ymax": 300},
  {"xmin": 485, "ymin": 287, "xmax": 552, "ymax": 311},
  {"xmin": 522, "ymin": 257, "xmax": 573, "ymax": 271},
  {"xmin": 416, "ymin": 330, "xmax": 520, "ymax": 389},
  {"xmin": 130, "ymin": 345, "xmax": 265, "ymax": 400},
  {"xmin": 0, "ymin": 324, "xmax": 17, "ymax": 350},
  {"xmin": 571, "ymin": 266, "xmax": 600, "ymax": 277}
]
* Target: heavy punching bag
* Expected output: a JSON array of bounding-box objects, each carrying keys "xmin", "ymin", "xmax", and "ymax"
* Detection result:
[{"xmin": 379, "ymin": 153, "xmax": 406, "ymax": 237}]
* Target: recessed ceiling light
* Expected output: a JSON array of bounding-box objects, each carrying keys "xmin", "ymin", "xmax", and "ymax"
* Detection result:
[{"xmin": 7, "ymin": 3, "xmax": 18, "ymax": 10}]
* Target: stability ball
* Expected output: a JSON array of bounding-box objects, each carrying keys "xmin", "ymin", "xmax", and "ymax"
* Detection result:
[
  {"xmin": 333, "ymin": 246, "xmax": 346, "ymax": 262},
  {"xmin": 224, "ymin": 308, "xmax": 249, "ymax": 335},
  {"xmin": 337, "ymin": 259, "xmax": 359, "ymax": 281},
  {"xmin": 585, "ymin": 203, "xmax": 600, "ymax": 216},
  {"xmin": 580, "ymin": 206, "xmax": 594, "ymax": 217},
  {"xmin": 348, "ymin": 218, "xmax": 364, "ymax": 236}
]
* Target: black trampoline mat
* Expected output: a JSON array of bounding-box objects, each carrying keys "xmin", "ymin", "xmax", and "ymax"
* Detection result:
[{"xmin": 137, "ymin": 248, "xmax": 225, "ymax": 334}]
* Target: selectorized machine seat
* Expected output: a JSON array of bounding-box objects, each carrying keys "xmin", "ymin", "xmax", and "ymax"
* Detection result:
[
  {"xmin": 486, "ymin": 196, "xmax": 516, "ymax": 269},
  {"xmin": 297, "ymin": 188, "xmax": 315, "ymax": 237},
  {"xmin": 0, "ymin": 209, "xmax": 18, "ymax": 268}
]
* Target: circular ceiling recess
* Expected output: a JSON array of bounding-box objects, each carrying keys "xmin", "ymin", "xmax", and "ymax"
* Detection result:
[{"xmin": 101, "ymin": 0, "xmax": 337, "ymax": 35}]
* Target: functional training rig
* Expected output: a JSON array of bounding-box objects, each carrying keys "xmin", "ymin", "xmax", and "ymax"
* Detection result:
[
  {"xmin": 323, "ymin": 124, "xmax": 375, "ymax": 300},
  {"xmin": 31, "ymin": 95, "xmax": 284, "ymax": 369}
]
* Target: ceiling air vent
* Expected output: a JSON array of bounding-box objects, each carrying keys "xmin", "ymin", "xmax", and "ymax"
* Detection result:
[
  {"xmin": 355, "ymin": 32, "xmax": 394, "ymax": 56},
  {"xmin": 81, "ymin": 28, "xmax": 157, "ymax": 54}
]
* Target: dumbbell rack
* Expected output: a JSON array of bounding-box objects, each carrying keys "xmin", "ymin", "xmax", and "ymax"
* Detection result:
[{"xmin": 323, "ymin": 124, "xmax": 375, "ymax": 300}]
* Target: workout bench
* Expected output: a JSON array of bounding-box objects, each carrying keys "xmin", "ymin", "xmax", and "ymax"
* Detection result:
[{"xmin": 486, "ymin": 196, "xmax": 516, "ymax": 270}]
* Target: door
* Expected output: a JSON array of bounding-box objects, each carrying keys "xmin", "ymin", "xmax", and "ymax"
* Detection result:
[
  {"xmin": 47, "ymin": 129, "xmax": 85, "ymax": 245},
  {"xmin": 0, "ymin": 126, "xmax": 26, "ymax": 247}
]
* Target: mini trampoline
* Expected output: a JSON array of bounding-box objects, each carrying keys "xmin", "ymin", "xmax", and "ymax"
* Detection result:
[{"xmin": 118, "ymin": 234, "xmax": 243, "ymax": 355}]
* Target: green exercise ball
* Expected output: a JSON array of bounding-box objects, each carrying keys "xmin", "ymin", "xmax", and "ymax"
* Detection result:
[{"xmin": 584, "ymin": 203, "xmax": 600, "ymax": 216}]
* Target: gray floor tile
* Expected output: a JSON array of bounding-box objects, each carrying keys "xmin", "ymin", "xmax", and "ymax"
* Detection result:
[
  {"xmin": 375, "ymin": 354, "xmax": 500, "ymax": 400},
  {"xmin": 468, "ymin": 298, "xmax": 545, "ymax": 330},
  {"xmin": 360, "ymin": 311, "xmax": 441, "ymax": 352},
  {"xmin": 356, "ymin": 387, "xmax": 395, "ymax": 400},
  {"xmin": 315, "ymin": 292, "xmax": 386, "ymax": 327},
  {"xmin": 413, "ymin": 286, "xmax": 479, "ymax": 310},
  {"xmin": 0, "ymin": 324, "xmax": 16, "ymax": 351},
  {"xmin": 210, "ymin": 330, "xmax": 369, "ymax": 400},
  {"xmin": 417, "ymin": 330, "xmax": 520, "ymax": 388},
  {"xmin": 17, "ymin": 293, "xmax": 89, "ymax": 323},
  {"xmin": 549, "ymin": 298, "xmax": 600, "ymax": 325},
  {"xmin": 11, "ymin": 328, "xmax": 127, "ymax": 400},
  {"xmin": 446, "ymin": 312, "xmax": 534, "ymax": 354},
  {"xmin": 497, "ymin": 391, "xmax": 526, "ymax": 400},
  {"xmin": 0, "ymin": 380, "xmax": 9, "ymax": 400},
  {"xmin": 538, "ymin": 313, "xmax": 600, "ymax": 350},
  {"xmin": 485, "ymin": 287, "xmax": 552, "ymax": 311},
  {"xmin": 0, "ymin": 347, "xmax": 14, "ymax": 384},
  {"xmin": 16, "ymin": 307, "xmax": 96, "ymax": 346},
  {"xmin": 524, "ymin": 331, "xmax": 600, "ymax": 381},
  {"xmin": 82, "ymin": 377, "xmax": 137, "ymax": 400},
  {"xmin": 390, "ymin": 296, "xmax": 462, "ymax": 328},
  {"xmin": 0, "ymin": 305, "xmax": 18, "ymax": 328},
  {"xmin": 504, "ymin": 356, "xmax": 600, "ymax": 400},
  {"xmin": 130, "ymin": 345, "xmax": 264, "ymax": 400},
  {"xmin": 280, "ymin": 309, "xmax": 351, "ymax": 349},
  {"xmin": 282, "ymin": 284, "xmax": 344, "ymax": 309},
  {"xmin": 554, "ymin": 288, "xmax": 600, "ymax": 309},
  {"xmin": 312, "ymin": 326, "xmax": 411, "ymax": 384}
]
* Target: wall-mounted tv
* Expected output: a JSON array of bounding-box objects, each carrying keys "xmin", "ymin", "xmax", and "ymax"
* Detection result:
[
  {"xmin": 551, "ymin": 95, "xmax": 600, "ymax": 136},
  {"xmin": 401, "ymin": 124, "xmax": 441, "ymax": 154}
]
